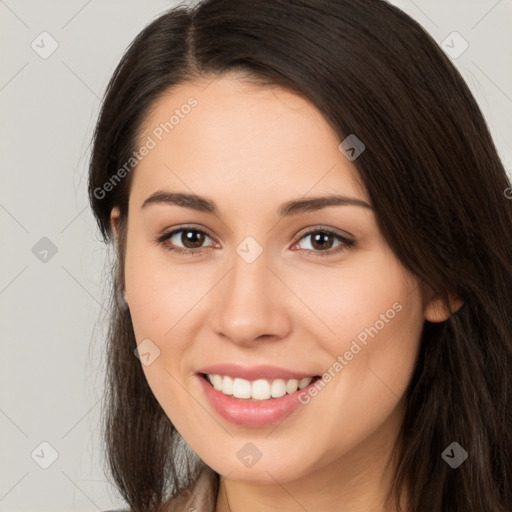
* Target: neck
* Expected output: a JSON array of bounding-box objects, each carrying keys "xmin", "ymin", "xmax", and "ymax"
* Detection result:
[{"xmin": 215, "ymin": 400, "xmax": 408, "ymax": 512}]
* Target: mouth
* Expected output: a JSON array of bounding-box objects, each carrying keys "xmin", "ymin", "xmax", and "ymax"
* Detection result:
[
  {"xmin": 198, "ymin": 372, "xmax": 323, "ymax": 402},
  {"xmin": 196, "ymin": 371, "xmax": 324, "ymax": 427}
]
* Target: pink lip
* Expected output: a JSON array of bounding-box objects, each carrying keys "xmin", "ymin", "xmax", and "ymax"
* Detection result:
[
  {"xmin": 196, "ymin": 373, "xmax": 321, "ymax": 427},
  {"xmin": 196, "ymin": 364, "xmax": 318, "ymax": 381}
]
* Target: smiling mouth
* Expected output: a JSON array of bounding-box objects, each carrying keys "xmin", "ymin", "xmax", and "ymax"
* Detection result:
[{"xmin": 199, "ymin": 372, "xmax": 322, "ymax": 401}]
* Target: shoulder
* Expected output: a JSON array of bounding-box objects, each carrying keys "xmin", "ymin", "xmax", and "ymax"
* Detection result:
[
  {"xmin": 165, "ymin": 464, "xmax": 219, "ymax": 512},
  {"xmin": 102, "ymin": 464, "xmax": 219, "ymax": 512}
]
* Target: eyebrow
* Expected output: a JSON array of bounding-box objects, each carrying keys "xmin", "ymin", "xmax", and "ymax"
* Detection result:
[{"xmin": 141, "ymin": 191, "xmax": 373, "ymax": 217}]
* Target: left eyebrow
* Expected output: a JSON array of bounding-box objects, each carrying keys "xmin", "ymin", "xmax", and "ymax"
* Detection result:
[
  {"xmin": 141, "ymin": 191, "xmax": 221, "ymax": 216},
  {"xmin": 278, "ymin": 195, "xmax": 373, "ymax": 216},
  {"xmin": 140, "ymin": 191, "xmax": 373, "ymax": 217}
]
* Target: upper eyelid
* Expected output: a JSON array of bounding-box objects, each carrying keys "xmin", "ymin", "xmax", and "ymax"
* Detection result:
[{"xmin": 161, "ymin": 225, "xmax": 216, "ymax": 241}]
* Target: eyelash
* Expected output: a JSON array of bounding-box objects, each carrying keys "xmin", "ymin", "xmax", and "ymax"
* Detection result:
[{"xmin": 155, "ymin": 226, "xmax": 355, "ymax": 258}]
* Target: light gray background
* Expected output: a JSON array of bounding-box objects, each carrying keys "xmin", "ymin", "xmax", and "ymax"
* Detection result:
[{"xmin": 0, "ymin": 1, "xmax": 510, "ymax": 511}]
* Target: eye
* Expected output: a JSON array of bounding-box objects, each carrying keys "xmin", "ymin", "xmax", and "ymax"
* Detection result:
[
  {"xmin": 156, "ymin": 226, "xmax": 218, "ymax": 256},
  {"xmin": 291, "ymin": 228, "xmax": 355, "ymax": 257}
]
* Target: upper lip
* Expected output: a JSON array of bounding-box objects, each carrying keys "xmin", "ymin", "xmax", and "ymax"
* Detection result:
[{"xmin": 197, "ymin": 364, "xmax": 319, "ymax": 381}]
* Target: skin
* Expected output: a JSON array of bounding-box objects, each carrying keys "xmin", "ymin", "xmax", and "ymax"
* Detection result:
[{"xmin": 110, "ymin": 73, "xmax": 461, "ymax": 512}]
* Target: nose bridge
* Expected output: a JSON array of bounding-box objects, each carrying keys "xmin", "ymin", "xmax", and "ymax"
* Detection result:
[{"xmin": 211, "ymin": 238, "xmax": 291, "ymax": 343}]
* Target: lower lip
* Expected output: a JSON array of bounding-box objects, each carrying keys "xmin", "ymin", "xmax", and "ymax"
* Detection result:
[{"xmin": 196, "ymin": 374, "xmax": 320, "ymax": 427}]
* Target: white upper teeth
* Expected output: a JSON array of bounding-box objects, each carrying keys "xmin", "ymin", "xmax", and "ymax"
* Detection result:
[{"xmin": 206, "ymin": 374, "xmax": 313, "ymax": 401}]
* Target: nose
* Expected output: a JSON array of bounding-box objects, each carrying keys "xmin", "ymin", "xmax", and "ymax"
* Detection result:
[{"xmin": 210, "ymin": 247, "xmax": 293, "ymax": 347}]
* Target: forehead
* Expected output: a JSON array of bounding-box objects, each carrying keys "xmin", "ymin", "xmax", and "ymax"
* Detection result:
[{"xmin": 130, "ymin": 74, "xmax": 368, "ymax": 210}]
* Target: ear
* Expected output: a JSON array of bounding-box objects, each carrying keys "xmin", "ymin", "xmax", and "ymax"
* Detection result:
[
  {"xmin": 110, "ymin": 206, "xmax": 128, "ymax": 305},
  {"xmin": 110, "ymin": 206, "xmax": 121, "ymax": 239},
  {"xmin": 424, "ymin": 292, "xmax": 463, "ymax": 323}
]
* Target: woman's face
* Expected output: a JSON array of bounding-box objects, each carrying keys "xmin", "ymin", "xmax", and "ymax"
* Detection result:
[{"xmin": 112, "ymin": 74, "xmax": 443, "ymax": 484}]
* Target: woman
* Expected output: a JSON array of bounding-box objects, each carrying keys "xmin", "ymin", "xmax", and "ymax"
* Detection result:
[{"xmin": 89, "ymin": 0, "xmax": 512, "ymax": 511}]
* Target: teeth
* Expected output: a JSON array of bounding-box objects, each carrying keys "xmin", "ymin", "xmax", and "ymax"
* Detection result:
[{"xmin": 206, "ymin": 374, "xmax": 314, "ymax": 400}]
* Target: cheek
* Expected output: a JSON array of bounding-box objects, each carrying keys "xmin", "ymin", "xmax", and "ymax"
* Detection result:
[
  {"xmin": 324, "ymin": 265, "xmax": 424, "ymax": 412},
  {"xmin": 303, "ymin": 267, "xmax": 423, "ymax": 463},
  {"xmin": 288, "ymin": 254, "xmax": 417, "ymax": 343},
  {"xmin": 124, "ymin": 250, "xmax": 202, "ymax": 421},
  {"xmin": 124, "ymin": 239, "xmax": 206, "ymax": 340},
  {"xmin": 301, "ymin": 253, "xmax": 424, "ymax": 399},
  {"xmin": 124, "ymin": 244, "xmax": 215, "ymax": 414}
]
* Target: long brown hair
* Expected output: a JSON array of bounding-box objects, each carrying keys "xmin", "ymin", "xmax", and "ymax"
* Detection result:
[{"xmin": 88, "ymin": 1, "xmax": 512, "ymax": 510}]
